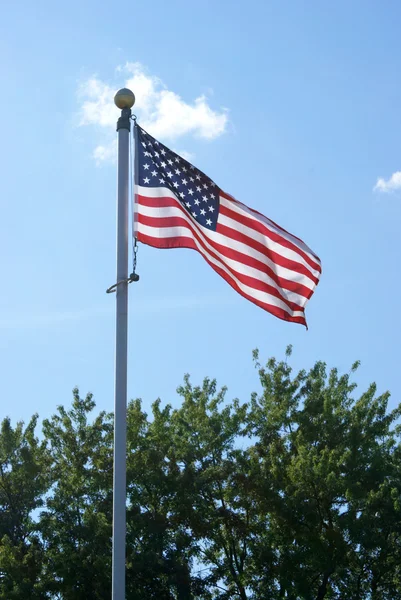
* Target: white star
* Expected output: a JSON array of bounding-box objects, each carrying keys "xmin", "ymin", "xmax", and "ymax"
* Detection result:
[
  {"xmin": 161, "ymin": 161, "xmax": 166, "ymax": 168},
  {"xmin": 167, "ymin": 159, "xmax": 173, "ymax": 165},
  {"xmin": 190, "ymin": 165, "xmax": 195, "ymax": 170},
  {"xmin": 159, "ymin": 178, "xmax": 165, "ymax": 184},
  {"xmin": 144, "ymin": 151, "xmax": 151, "ymax": 157},
  {"xmin": 175, "ymin": 157, "xmax": 180, "ymax": 163},
  {"xmin": 154, "ymin": 141, "xmax": 159, "ymax": 145},
  {"xmin": 151, "ymin": 170, "xmax": 157, "ymax": 177},
  {"xmin": 143, "ymin": 177, "xmax": 150, "ymax": 184},
  {"xmin": 192, "ymin": 211, "xmax": 197, "ymax": 218},
  {"xmin": 167, "ymin": 171, "xmax": 173, "ymax": 178},
  {"xmin": 208, "ymin": 205, "xmax": 215, "ymax": 212},
  {"xmin": 141, "ymin": 142, "xmax": 147, "ymax": 148},
  {"xmin": 148, "ymin": 141, "xmax": 153, "ymax": 147},
  {"xmin": 206, "ymin": 218, "xmax": 212, "ymax": 226},
  {"xmin": 173, "ymin": 181, "xmax": 179, "ymax": 188},
  {"xmin": 189, "ymin": 177, "xmax": 195, "ymax": 183},
  {"xmin": 210, "ymin": 193, "xmax": 215, "ymax": 199},
  {"xmin": 161, "ymin": 148, "xmax": 166, "ymax": 155},
  {"xmin": 143, "ymin": 163, "xmax": 150, "ymax": 170},
  {"xmin": 179, "ymin": 192, "xmax": 185, "ymax": 199},
  {"xmin": 182, "ymin": 167, "xmax": 187, "ymax": 173},
  {"xmin": 200, "ymin": 209, "xmax": 206, "ymax": 216},
  {"xmin": 210, "ymin": 182, "xmax": 216, "ymax": 187},
  {"xmin": 196, "ymin": 174, "xmax": 201, "ymax": 180},
  {"xmin": 182, "ymin": 178, "xmax": 188, "ymax": 185},
  {"xmin": 175, "ymin": 168, "xmax": 181, "ymax": 175},
  {"xmin": 194, "ymin": 199, "xmax": 200, "ymax": 206},
  {"xmin": 203, "ymin": 183, "xmax": 208, "ymax": 189},
  {"xmin": 154, "ymin": 152, "xmax": 160, "ymax": 158},
  {"xmin": 186, "ymin": 201, "xmax": 191, "ymax": 208},
  {"xmin": 188, "ymin": 189, "xmax": 194, "ymax": 195},
  {"xmin": 202, "ymin": 195, "xmax": 208, "ymax": 202},
  {"xmin": 196, "ymin": 186, "xmax": 202, "ymax": 192}
]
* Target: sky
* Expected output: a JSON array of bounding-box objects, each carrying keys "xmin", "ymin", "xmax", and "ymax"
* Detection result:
[{"xmin": 1, "ymin": 0, "xmax": 400, "ymax": 428}]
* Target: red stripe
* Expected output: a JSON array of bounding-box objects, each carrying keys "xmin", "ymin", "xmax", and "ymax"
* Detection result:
[
  {"xmin": 136, "ymin": 194, "xmax": 315, "ymax": 297},
  {"xmin": 137, "ymin": 195, "xmax": 178, "ymax": 208},
  {"xmin": 211, "ymin": 234, "xmax": 315, "ymax": 301},
  {"xmin": 136, "ymin": 231, "xmax": 306, "ymax": 326},
  {"xmin": 219, "ymin": 201, "xmax": 321, "ymax": 275},
  {"xmin": 137, "ymin": 213, "xmax": 303, "ymax": 313},
  {"xmin": 137, "ymin": 211, "xmax": 311, "ymax": 302},
  {"xmin": 216, "ymin": 220, "xmax": 319, "ymax": 287},
  {"xmin": 220, "ymin": 190, "xmax": 321, "ymax": 266},
  {"xmin": 135, "ymin": 189, "xmax": 317, "ymax": 326},
  {"xmin": 137, "ymin": 193, "xmax": 319, "ymax": 285}
]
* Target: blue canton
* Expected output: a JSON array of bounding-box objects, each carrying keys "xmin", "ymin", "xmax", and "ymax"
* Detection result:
[{"xmin": 136, "ymin": 125, "xmax": 220, "ymax": 231}]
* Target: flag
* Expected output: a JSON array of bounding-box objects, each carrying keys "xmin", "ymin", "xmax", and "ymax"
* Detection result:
[{"xmin": 134, "ymin": 124, "xmax": 321, "ymax": 326}]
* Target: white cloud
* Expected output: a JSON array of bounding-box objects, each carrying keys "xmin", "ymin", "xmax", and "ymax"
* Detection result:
[
  {"xmin": 373, "ymin": 171, "xmax": 401, "ymax": 193},
  {"xmin": 78, "ymin": 62, "xmax": 228, "ymax": 163},
  {"xmin": 93, "ymin": 140, "xmax": 117, "ymax": 166}
]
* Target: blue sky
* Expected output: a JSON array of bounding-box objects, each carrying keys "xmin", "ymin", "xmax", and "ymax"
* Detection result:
[{"xmin": 1, "ymin": 0, "xmax": 400, "ymax": 426}]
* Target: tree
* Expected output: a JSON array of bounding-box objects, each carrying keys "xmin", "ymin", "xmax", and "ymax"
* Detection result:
[
  {"xmin": 169, "ymin": 375, "xmax": 252, "ymax": 600},
  {"xmin": 1, "ymin": 350, "xmax": 400, "ymax": 599},
  {"xmin": 244, "ymin": 348, "xmax": 401, "ymax": 599},
  {"xmin": 40, "ymin": 388, "xmax": 113, "ymax": 600},
  {"xmin": 0, "ymin": 415, "xmax": 50, "ymax": 599},
  {"xmin": 125, "ymin": 397, "xmax": 210, "ymax": 599}
]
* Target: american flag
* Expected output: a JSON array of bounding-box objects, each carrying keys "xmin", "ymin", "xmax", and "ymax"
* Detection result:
[{"xmin": 134, "ymin": 124, "xmax": 321, "ymax": 326}]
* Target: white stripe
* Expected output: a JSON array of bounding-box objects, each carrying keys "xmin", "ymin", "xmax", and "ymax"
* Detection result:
[
  {"xmin": 136, "ymin": 219, "xmax": 305, "ymax": 316},
  {"xmin": 139, "ymin": 198, "xmax": 316, "ymax": 292},
  {"xmin": 136, "ymin": 185, "xmax": 178, "ymax": 199},
  {"xmin": 137, "ymin": 203, "xmax": 311, "ymax": 305},
  {"xmin": 138, "ymin": 202, "xmax": 314, "ymax": 289},
  {"xmin": 137, "ymin": 221, "xmax": 305, "ymax": 318},
  {"xmin": 135, "ymin": 185, "xmax": 320, "ymax": 281},
  {"xmin": 218, "ymin": 210, "xmax": 320, "ymax": 282},
  {"xmin": 220, "ymin": 195, "xmax": 321, "ymax": 269}
]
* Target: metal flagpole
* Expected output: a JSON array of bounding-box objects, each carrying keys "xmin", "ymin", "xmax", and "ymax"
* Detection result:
[{"xmin": 112, "ymin": 87, "xmax": 135, "ymax": 600}]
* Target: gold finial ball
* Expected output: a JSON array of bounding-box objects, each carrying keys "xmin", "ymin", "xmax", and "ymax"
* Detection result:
[{"xmin": 114, "ymin": 88, "xmax": 135, "ymax": 109}]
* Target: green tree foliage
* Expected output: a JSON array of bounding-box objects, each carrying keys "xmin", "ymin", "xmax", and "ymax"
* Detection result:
[
  {"xmin": 0, "ymin": 415, "xmax": 50, "ymax": 599},
  {"xmin": 246, "ymin": 349, "xmax": 401, "ymax": 599},
  {"xmin": 40, "ymin": 389, "xmax": 114, "ymax": 599},
  {"xmin": 0, "ymin": 351, "xmax": 400, "ymax": 599}
]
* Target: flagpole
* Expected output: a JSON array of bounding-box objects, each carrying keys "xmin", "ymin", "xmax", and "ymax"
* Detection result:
[{"xmin": 112, "ymin": 88, "xmax": 135, "ymax": 600}]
